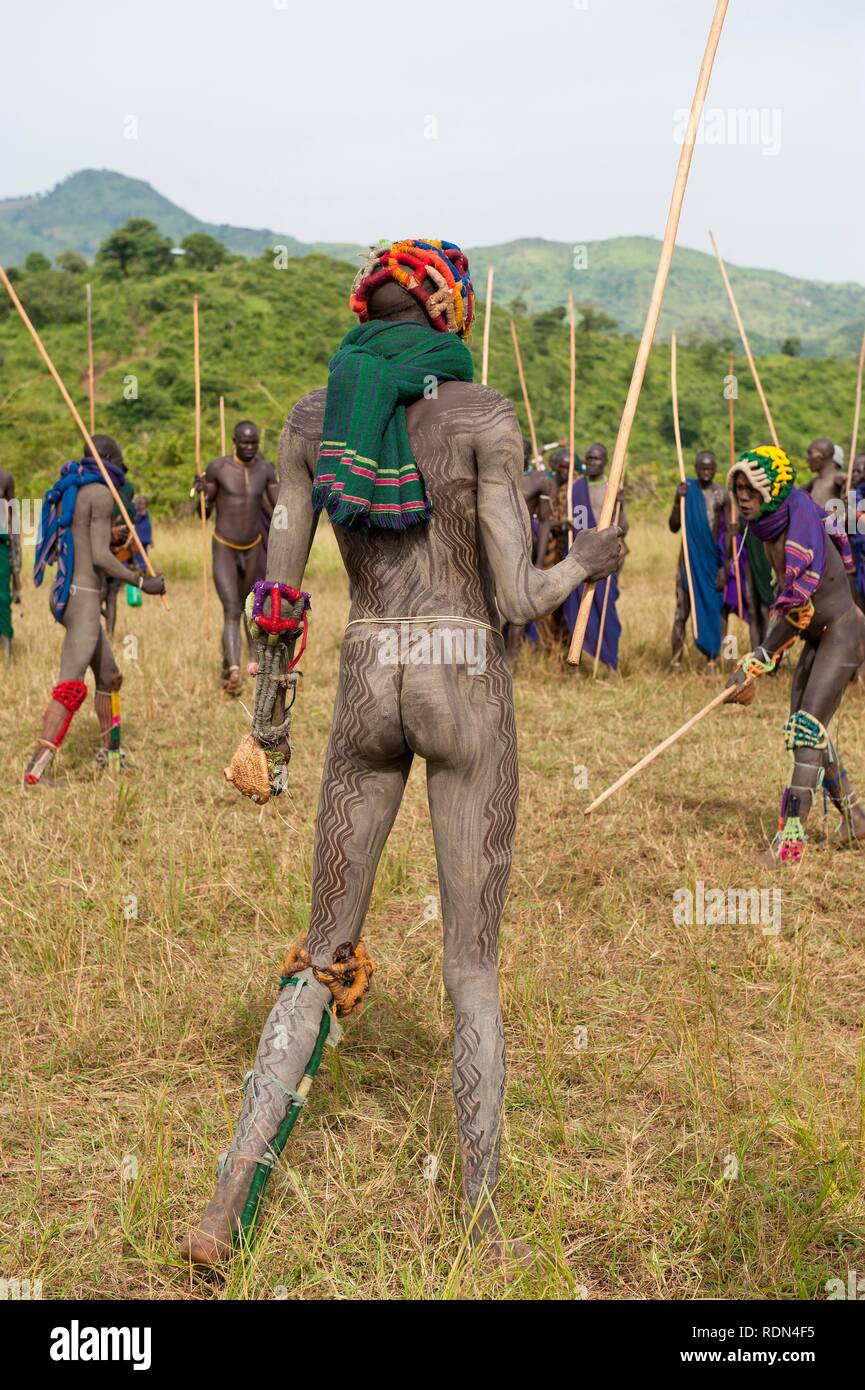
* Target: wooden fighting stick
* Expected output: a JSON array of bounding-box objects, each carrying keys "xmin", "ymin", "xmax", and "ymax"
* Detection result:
[
  {"xmin": 509, "ymin": 318, "xmax": 540, "ymax": 466},
  {"xmin": 568, "ymin": 0, "xmax": 730, "ymax": 664},
  {"xmin": 583, "ymin": 679, "xmax": 751, "ymax": 816},
  {"xmin": 85, "ymin": 282, "xmax": 95, "ymax": 434},
  {"xmin": 709, "ymin": 230, "xmax": 780, "ymax": 448},
  {"xmin": 193, "ymin": 296, "xmax": 211, "ymax": 637},
  {"xmin": 847, "ymin": 325, "xmax": 865, "ymax": 492},
  {"xmin": 567, "ymin": 289, "xmax": 577, "ymax": 532},
  {"xmin": 728, "ymin": 349, "xmax": 744, "ymax": 621}
]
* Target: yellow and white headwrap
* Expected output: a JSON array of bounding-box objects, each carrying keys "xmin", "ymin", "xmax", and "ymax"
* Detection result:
[{"xmin": 726, "ymin": 446, "xmax": 796, "ymax": 515}]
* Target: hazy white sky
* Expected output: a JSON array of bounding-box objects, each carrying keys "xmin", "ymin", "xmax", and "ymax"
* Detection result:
[{"xmin": 2, "ymin": 0, "xmax": 863, "ymax": 282}]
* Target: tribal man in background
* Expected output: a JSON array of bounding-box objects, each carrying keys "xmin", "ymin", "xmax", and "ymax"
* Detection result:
[
  {"xmin": 803, "ymin": 436, "xmax": 845, "ymax": 508},
  {"xmin": 669, "ymin": 448, "xmax": 730, "ymax": 673},
  {"xmin": 193, "ymin": 420, "xmax": 278, "ymax": 694},
  {"xmin": 182, "ymin": 239, "xmax": 621, "ymax": 1265}
]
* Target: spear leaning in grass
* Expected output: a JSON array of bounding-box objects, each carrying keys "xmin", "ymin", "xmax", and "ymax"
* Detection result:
[{"xmin": 568, "ymin": 0, "xmax": 730, "ymax": 664}]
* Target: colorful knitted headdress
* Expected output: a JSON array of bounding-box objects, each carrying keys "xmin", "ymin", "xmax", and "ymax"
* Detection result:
[
  {"xmin": 350, "ymin": 239, "xmax": 475, "ymax": 339},
  {"xmin": 727, "ymin": 446, "xmax": 796, "ymax": 515}
]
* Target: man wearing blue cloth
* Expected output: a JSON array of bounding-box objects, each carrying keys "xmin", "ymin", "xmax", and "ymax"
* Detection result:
[
  {"xmin": 561, "ymin": 442, "xmax": 627, "ymax": 677},
  {"xmin": 669, "ymin": 449, "xmax": 730, "ymax": 673}
]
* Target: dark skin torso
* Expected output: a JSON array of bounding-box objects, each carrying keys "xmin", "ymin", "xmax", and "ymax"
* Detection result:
[
  {"xmin": 201, "ymin": 454, "xmax": 278, "ymax": 546},
  {"xmin": 804, "ymin": 468, "xmax": 845, "ymax": 508}
]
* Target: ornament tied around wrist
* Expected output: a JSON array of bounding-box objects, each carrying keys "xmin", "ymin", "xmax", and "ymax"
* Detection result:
[
  {"xmin": 739, "ymin": 646, "xmax": 776, "ymax": 679},
  {"xmin": 224, "ymin": 581, "xmax": 312, "ymax": 804},
  {"xmin": 726, "ymin": 646, "xmax": 775, "ymax": 706}
]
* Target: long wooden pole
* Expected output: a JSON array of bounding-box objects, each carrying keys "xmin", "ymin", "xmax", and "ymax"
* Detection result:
[
  {"xmin": 510, "ymin": 318, "xmax": 540, "ymax": 464},
  {"xmin": 193, "ymin": 296, "xmax": 211, "ymax": 637},
  {"xmin": 584, "ymin": 680, "xmax": 750, "ymax": 816},
  {"xmin": 709, "ymin": 230, "xmax": 780, "ymax": 449},
  {"xmin": 568, "ymin": 0, "xmax": 730, "ymax": 665},
  {"xmin": 847, "ymin": 325, "xmax": 865, "ymax": 491},
  {"xmin": 85, "ymin": 282, "xmax": 95, "ymax": 433},
  {"xmin": 567, "ymin": 289, "xmax": 577, "ymax": 530},
  {"xmin": 671, "ymin": 332, "xmax": 699, "ymax": 643},
  {"xmin": 481, "ymin": 266, "xmax": 494, "ymax": 387},
  {"xmin": 0, "ymin": 261, "xmax": 167, "ymax": 607},
  {"xmin": 728, "ymin": 349, "xmax": 744, "ymax": 620},
  {"xmin": 219, "ymin": 394, "xmax": 227, "ymax": 456}
]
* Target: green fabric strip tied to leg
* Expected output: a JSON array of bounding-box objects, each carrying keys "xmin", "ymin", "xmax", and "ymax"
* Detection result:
[{"xmin": 235, "ymin": 984, "xmax": 334, "ymax": 1247}]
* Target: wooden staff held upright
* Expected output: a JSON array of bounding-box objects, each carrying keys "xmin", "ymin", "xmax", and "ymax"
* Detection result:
[
  {"xmin": 509, "ymin": 318, "xmax": 540, "ymax": 465},
  {"xmin": 709, "ymin": 230, "xmax": 780, "ymax": 448},
  {"xmin": 567, "ymin": 289, "xmax": 577, "ymax": 533},
  {"xmin": 568, "ymin": 0, "xmax": 730, "ymax": 664},
  {"xmin": 85, "ymin": 282, "xmax": 95, "ymax": 434},
  {"xmin": 728, "ymin": 349, "xmax": 744, "ymax": 621},
  {"xmin": 193, "ymin": 296, "xmax": 211, "ymax": 637},
  {"xmin": 847, "ymin": 325, "xmax": 865, "ymax": 492}
]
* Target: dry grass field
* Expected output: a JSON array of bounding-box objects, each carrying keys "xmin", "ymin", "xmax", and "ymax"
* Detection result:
[{"xmin": 2, "ymin": 515, "xmax": 864, "ymax": 1301}]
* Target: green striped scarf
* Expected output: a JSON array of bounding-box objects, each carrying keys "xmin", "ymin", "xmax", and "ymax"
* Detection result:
[{"xmin": 313, "ymin": 321, "xmax": 474, "ymax": 530}]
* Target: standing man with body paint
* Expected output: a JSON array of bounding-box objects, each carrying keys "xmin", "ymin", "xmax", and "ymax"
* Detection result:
[
  {"xmin": 193, "ymin": 420, "xmax": 279, "ymax": 694},
  {"xmin": 182, "ymin": 239, "xmax": 622, "ymax": 1266},
  {"xmin": 25, "ymin": 435, "xmax": 165, "ymax": 784}
]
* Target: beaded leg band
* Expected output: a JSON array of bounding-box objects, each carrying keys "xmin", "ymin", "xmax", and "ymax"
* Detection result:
[{"xmin": 24, "ymin": 680, "xmax": 88, "ymax": 784}]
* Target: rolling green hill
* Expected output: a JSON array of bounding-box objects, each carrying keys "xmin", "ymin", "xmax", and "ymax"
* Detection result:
[
  {"xmin": 467, "ymin": 237, "xmax": 865, "ymax": 359},
  {"xmin": 0, "ymin": 169, "xmax": 363, "ymax": 267},
  {"xmin": 1, "ymin": 251, "xmax": 860, "ymax": 518},
  {"xmin": 1, "ymin": 170, "xmax": 862, "ymax": 358}
]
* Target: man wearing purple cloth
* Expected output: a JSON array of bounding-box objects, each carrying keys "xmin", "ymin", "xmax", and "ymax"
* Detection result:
[{"xmin": 726, "ymin": 445, "xmax": 865, "ymax": 865}]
